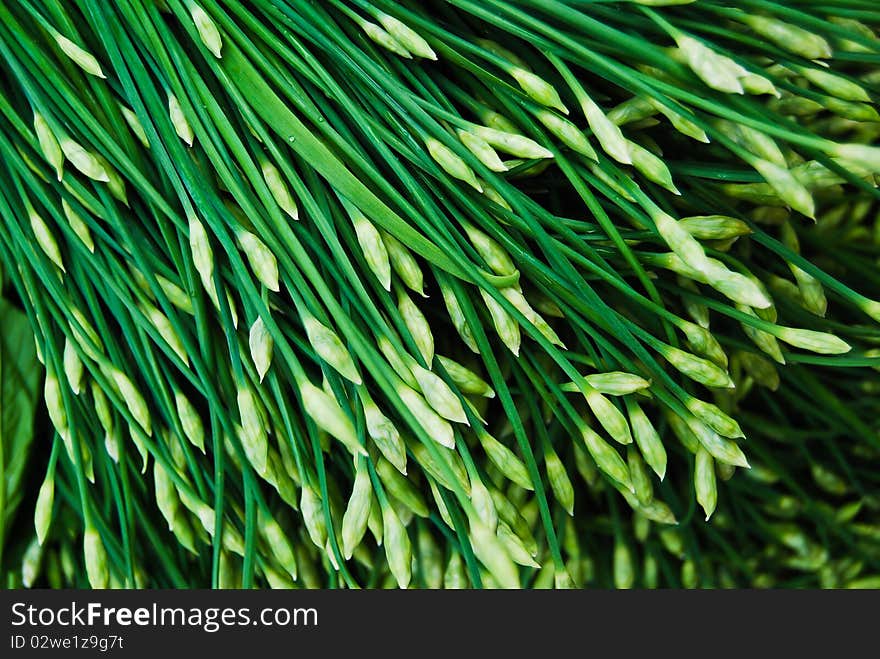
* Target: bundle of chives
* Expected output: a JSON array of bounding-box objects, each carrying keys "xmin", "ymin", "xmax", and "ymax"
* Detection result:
[{"xmin": 0, "ymin": 0, "xmax": 877, "ymax": 588}]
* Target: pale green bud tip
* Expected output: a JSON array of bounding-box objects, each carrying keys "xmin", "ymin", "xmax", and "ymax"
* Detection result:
[
  {"xmin": 55, "ymin": 34, "xmax": 106, "ymax": 78},
  {"xmin": 679, "ymin": 215, "xmax": 752, "ymax": 240},
  {"xmin": 586, "ymin": 389, "xmax": 633, "ymax": 445},
  {"xmin": 686, "ymin": 398, "xmax": 744, "ymax": 438},
  {"xmin": 353, "ymin": 216, "xmax": 391, "ymax": 290},
  {"xmin": 581, "ymin": 424, "xmax": 633, "ymax": 492},
  {"xmin": 260, "ymin": 160, "xmax": 298, "ymax": 220},
  {"xmin": 34, "ymin": 476, "xmax": 55, "ymax": 545},
  {"xmin": 303, "ymin": 314, "xmax": 361, "ymax": 384},
  {"xmin": 536, "ymin": 110, "xmax": 597, "ymax": 160},
  {"xmin": 471, "ymin": 126, "xmax": 554, "ymax": 160},
  {"xmin": 168, "ymin": 94, "xmax": 194, "ymax": 146},
  {"xmin": 29, "ymin": 211, "xmax": 65, "ymax": 272},
  {"xmin": 410, "ymin": 364, "xmax": 469, "ymax": 424},
  {"xmin": 174, "ymin": 391, "xmax": 205, "ymax": 453},
  {"xmin": 382, "ymin": 505, "xmax": 412, "ymax": 589},
  {"xmin": 580, "ymin": 372, "xmax": 651, "ymax": 396},
  {"xmin": 300, "ymin": 381, "xmax": 365, "ymax": 456},
  {"xmin": 191, "ymin": 5, "xmax": 222, "ymax": 58},
  {"xmin": 237, "ymin": 386, "xmax": 268, "ymax": 475},
  {"xmin": 378, "ymin": 14, "xmax": 436, "ymax": 60},
  {"xmin": 396, "ymin": 384, "xmax": 455, "ymax": 449},
  {"xmin": 59, "ymin": 139, "xmax": 109, "ymax": 182},
  {"xmin": 84, "ymin": 527, "xmax": 109, "ymax": 588},
  {"xmin": 859, "ymin": 299, "xmax": 880, "ymax": 324},
  {"xmin": 752, "ymin": 159, "xmax": 815, "ymax": 219},
  {"xmin": 653, "ymin": 211, "xmax": 710, "ymax": 274},
  {"xmin": 510, "ymin": 67, "xmax": 568, "ymax": 114},
  {"xmin": 675, "ymin": 34, "xmax": 746, "ymax": 94},
  {"xmin": 774, "ymin": 327, "xmax": 851, "ymax": 354},
  {"xmin": 425, "ymin": 137, "xmax": 481, "ymax": 191},
  {"xmin": 33, "ymin": 112, "xmax": 64, "ymax": 180},
  {"xmin": 248, "ymin": 317, "xmax": 274, "ymax": 382},
  {"xmin": 458, "ymin": 130, "xmax": 507, "ymax": 172},
  {"xmin": 108, "ymin": 368, "xmax": 152, "ymax": 435},
  {"xmin": 361, "ymin": 22, "xmax": 411, "ymax": 59},
  {"xmin": 695, "ymin": 448, "xmax": 717, "ymax": 521},
  {"xmin": 238, "ymin": 231, "xmax": 280, "ymax": 292},
  {"xmin": 398, "ymin": 292, "xmax": 434, "ymax": 365},
  {"xmin": 61, "ymin": 199, "xmax": 95, "ymax": 253},
  {"xmin": 581, "ymin": 97, "xmax": 632, "ymax": 164},
  {"xmin": 830, "ymin": 143, "xmax": 880, "ymax": 175},
  {"xmin": 664, "ymin": 346, "xmax": 734, "ymax": 388}
]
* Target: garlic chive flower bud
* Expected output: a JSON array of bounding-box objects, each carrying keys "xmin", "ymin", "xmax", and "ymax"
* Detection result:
[
  {"xmin": 686, "ymin": 397, "xmax": 744, "ymax": 438},
  {"xmin": 398, "ymin": 291, "xmax": 434, "ymax": 366},
  {"xmin": 457, "ymin": 129, "xmax": 507, "ymax": 172},
  {"xmin": 476, "ymin": 428, "xmax": 533, "ymax": 490},
  {"xmin": 510, "ymin": 67, "xmax": 568, "ymax": 114},
  {"xmin": 377, "ymin": 13, "xmax": 436, "ymax": 60},
  {"xmin": 54, "ymin": 34, "xmax": 106, "ymax": 78},
  {"xmin": 695, "ymin": 448, "xmax": 717, "ymax": 520},
  {"xmin": 62, "ymin": 338, "xmax": 83, "ymax": 395},
  {"xmin": 436, "ymin": 355, "xmax": 494, "ymax": 397},
  {"xmin": 361, "ymin": 21, "xmax": 411, "ymax": 58},
  {"xmin": 425, "ymin": 137, "xmax": 481, "ymax": 191},
  {"xmin": 119, "ymin": 104, "xmax": 149, "ymax": 148},
  {"xmin": 584, "ymin": 388, "xmax": 633, "ymax": 445},
  {"xmin": 629, "ymin": 142, "xmax": 679, "ymax": 194},
  {"xmin": 674, "ymin": 34, "xmax": 747, "ymax": 94},
  {"xmin": 773, "ymin": 327, "xmax": 851, "ymax": 354},
  {"xmin": 752, "ymin": 159, "xmax": 815, "ymax": 219},
  {"xmin": 627, "ymin": 400, "xmax": 667, "ymax": 480},
  {"xmin": 382, "ymin": 503, "xmax": 412, "ymax": 589},
  {"xmin": 168, "ymin": 94, "xmax": 194, "ymax": 146},
  {"xmin": 440, "ymin": 282, "xmax": 478, "ymax": 353},
  {"xmin": 34, "ymin": 112, "xmax": 63, "ymax": 180},
  {"xmin": 545, "ymin": 446, "xmax": 574, "ymax": 515},
  {"xmin": 535, "ymin": 110, "xmax": 597, "ymax": 160},
  {"xmin": 679, "ymin": 215, "xmax": 752, "ymax": 240},
  {"xmin": 352, "ymin": 214, "xmax": 391, "ymax": 291},
  {"xmin": 360, "ymin": 389, "xmax": 407, "ymax": 473},
  {"xmin": 470, "ymin": 126, "xmax": 554, "ymax": 159},
  {"xmin": 174, "ymin": 391, "xmax": 205, "ymax": 453},
  {"xmin": 652, "ymin": 210, "xmax": 710, "ymax": 274},
  {"xmin": 469, "ymin": 517, "xmax": 520, "ymax": 589},
  {"xmin": 84, "ymin": 526, "xmax": 109, "ymax": 589},
  {"xmin": 237, "ymin": 230, "xmax": 280, "ymax": 292},
  {"xmin": 342, "ymin": 459, "xmax": 373, "ymax": 559},
  {"xmin": 302, "ymin": 313, "xmax": 361, "ymax": 384},
  {"xmin": 28, "ymin": 208, "xmax": 65, "ymax": 273},
  {"xmin": 260, "ymin": 159, "xmax": 298, "ymax": 220},
  {"xmin": 299, "ymin": 381, "xmax": 365, "ymax": 456},
  {"xmin": 576, "ymin": 371, "xmax": 651, "ymax": 396},
  {"xmin": 579, "ymin": 94, "xmax": 632, "ymax": 164},
  {"xmin": 395, "ymin": 382, "xmax": 455, "ymax": 449},
  {"xmin": 736, "ymin": 14, "xmax": 832, "ymax": 60},
  {"xmin": 248, "ymin": 316, "xmax": 273, "ymax": 382},
  {"xmin": 382, "ymin": 231, "xmax": 424, "ymax": 295},
  {"xmin": 105, "ymin": 367, "xmax": 152, "ymax": 435},
  {"xmin": 300, "ymin": 485, "xmax": 328, "ymax": 549},
  {"xmin": 661, "ymin": 345, "xmax": 734, "ymax": 388},
  {"xmin": 190, "ymin": 4, "xmax": 222, "ymax": 58},
  {"xmin": 140, "ymin": 300, "xmax": 188, "ymax": 364},
  {"xmin": 34, "ymin": 474, "xmax": 55, "ymax": 545},
  {"xmin": 480, "ymin": 289, "xmax": 521, "ymax": 355},
  {"xmin": 59, "ymin": 138, "xmax": 109, "ymax": 182},
  {"xmin": 61, "ymin": 200, "xmax": 94, "ymax": 253},
  {"xmin": 580, "ymin": 424, "xmax": 633, "ymax": 492},
  {"xmin": 409, "ymin": 363, "xmax": 469, "ymax": 424}
]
